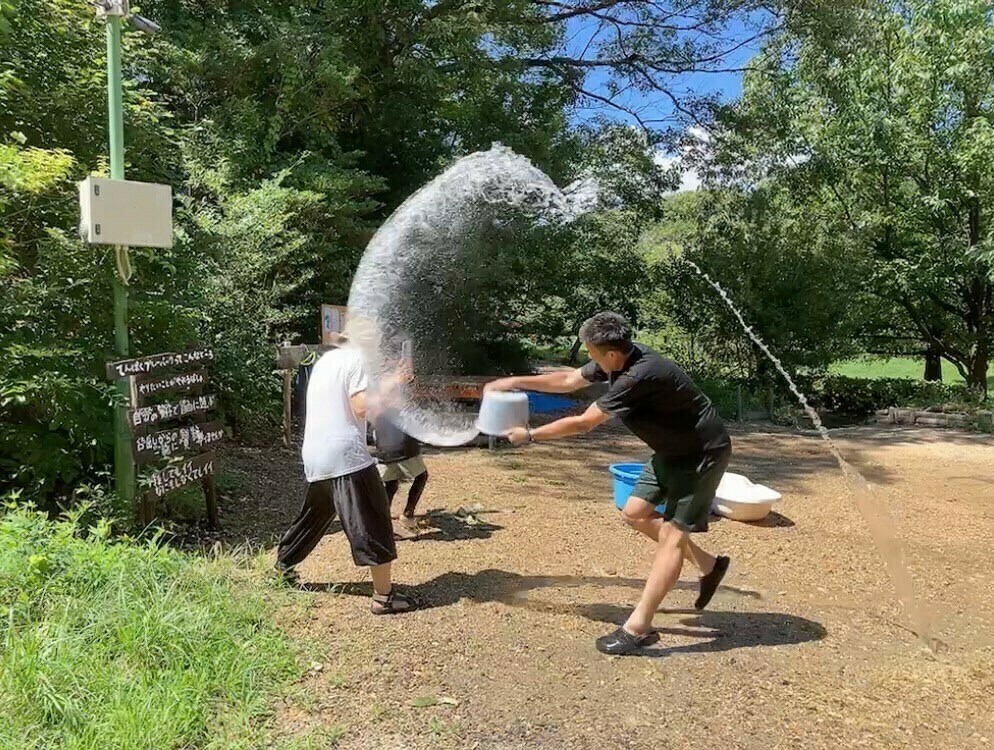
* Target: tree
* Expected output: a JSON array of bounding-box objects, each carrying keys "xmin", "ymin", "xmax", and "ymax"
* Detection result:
[
  {"xmin": 706, "ymin": 0, "xmax": 994, "ymax": 394},
  {"xmin": 1, "ymin": 0, "xmax": 774, "ymax": 507},
  {"xmin": 642, "ymin": 189, "xmax": 867, "ymax": 378},
  {"xmin": 0, "ymin": 0, "xmax": 185, "ymax": 503}
]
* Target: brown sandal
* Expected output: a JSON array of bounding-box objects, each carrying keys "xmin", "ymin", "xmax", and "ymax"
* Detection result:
[
  {"xmin": 393, "ymin": 516, "xmax": 420, "ymax": 540},
  {"xmin": 370, "ymin": 588, "xmax": 416, "ymax": 615}
]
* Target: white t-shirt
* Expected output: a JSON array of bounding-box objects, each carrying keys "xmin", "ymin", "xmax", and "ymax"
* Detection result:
[{"xmin": 301, "ymin": 346, "xmax": 375, "ymax": 482}]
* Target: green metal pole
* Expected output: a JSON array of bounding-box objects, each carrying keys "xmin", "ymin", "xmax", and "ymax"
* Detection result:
[{"xmin": 106, "ymin": 16, "xmax": 136, "ymax": 511}]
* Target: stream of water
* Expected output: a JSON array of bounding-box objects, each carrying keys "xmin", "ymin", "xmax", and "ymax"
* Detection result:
[{"xmin": 687, "ymin": 259, "xmax": 936, "ymax": 651}]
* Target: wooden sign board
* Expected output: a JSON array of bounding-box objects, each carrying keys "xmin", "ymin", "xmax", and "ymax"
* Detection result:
[
  {"xmin": 145, "ymin": 452, "xmax": 216, "ymax": 500},
  {"xmin": 321, "ymin": 304, "xmax": 348, "ymax": 345},
  {"xmin": 107, "ymin": 345, "xmax": 222, "ymax": 528},
  {"xmin": 134, "ymin": 369, "xmax": 207, "ymax": 402},
  {"xmin": 129, "ymin": 394, "xmax": 218, "ymax": 435},
  {"xmin": 107, "ymin": 347, "xmax": 214, "ymax": 379},
  {"xmin": 133, "ymin": 420, "xmax": 224, "ymax": 465}
]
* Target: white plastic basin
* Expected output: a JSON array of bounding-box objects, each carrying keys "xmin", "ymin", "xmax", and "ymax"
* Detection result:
[
  {"xmin": 476, "ymin": 391, "xmax": 529, "ymax": 436},
  {"xmin": 711, "ymin": 472, "xmax": 782, "ymax": 522}
]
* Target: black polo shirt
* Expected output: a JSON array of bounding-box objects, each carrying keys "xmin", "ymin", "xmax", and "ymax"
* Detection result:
[
  {"xmin": 373, "ymin": 411, "xmax": 422, "ymax": 464},
  {"xmin": 581, "ymin": 343, "xmax": 730, "ymax": 462}
]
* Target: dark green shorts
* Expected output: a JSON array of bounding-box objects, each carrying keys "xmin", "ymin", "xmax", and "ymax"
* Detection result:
[{"xmin": 629, "ymin": 448, "xmax": 731, "ymax": 532}]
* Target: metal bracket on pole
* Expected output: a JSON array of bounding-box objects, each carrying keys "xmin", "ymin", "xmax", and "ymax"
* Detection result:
[{"xmin": 94, "ymin": 0, "xmax": 128, "ymax": 18}]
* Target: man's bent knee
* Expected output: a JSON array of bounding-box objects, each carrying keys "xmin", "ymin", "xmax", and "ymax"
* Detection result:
[
  {"xmin": 659, "ymin": 522, "xmax": 690, "ymax": 549},
  {"xmin": 621, "ymin": 496, "xmax": 657, "ymax": 528}
]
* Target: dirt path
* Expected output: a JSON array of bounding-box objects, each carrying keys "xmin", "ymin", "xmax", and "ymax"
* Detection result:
[{"xmin": 219, "ymin": 424, "xmax": 994, "ymax": 749}]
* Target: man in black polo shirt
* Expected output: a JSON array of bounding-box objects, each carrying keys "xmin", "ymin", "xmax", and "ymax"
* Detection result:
[
  {"xmin": 373, "ymin": 409, "xmax": 429, "ymax": 538},
  {"xmin": 485, "ymin": 311, "xmax": 732, "ymax": 655}
]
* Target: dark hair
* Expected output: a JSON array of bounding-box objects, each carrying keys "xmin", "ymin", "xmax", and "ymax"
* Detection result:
[{"xmin": 579, "ymin": 312, "xmax": 633, "ymax": 353}]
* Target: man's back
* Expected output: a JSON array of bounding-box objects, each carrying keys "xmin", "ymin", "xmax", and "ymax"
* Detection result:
[
  {"xmin": 301, "ymin": 347, "xmax": 375, "ymax": 482},
  {"xmin": 583, "ymin": 343, "xmax": 730, "ymax": 461},
  {"xmin": 373, "ymin": 410, "xmax": 422, "ymax": 464}
]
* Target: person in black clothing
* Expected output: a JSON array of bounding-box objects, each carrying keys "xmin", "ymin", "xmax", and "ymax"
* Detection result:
[
  {"xmin": 486, "ymin": 311, "xmax": 733, "ymax": 655},
  {"xmin": 373, "ymin": 410, "xmax": 429, "ymax": 538}
]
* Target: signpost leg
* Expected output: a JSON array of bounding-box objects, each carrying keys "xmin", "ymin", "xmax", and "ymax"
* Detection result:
[
  {"xmin": 106, "ymin": 16, "xmax": 136, "ymax": 514},
  {"xmin": 203, "ymin": 475, "xmax": 219, "ymax": 530},
  {"xmin": 283, "ymin": 369, "xmax": 292, "ymax": 447},
  {"xmin": 141, "ymin": 491, "xmax": 154, "ymax": 527}
]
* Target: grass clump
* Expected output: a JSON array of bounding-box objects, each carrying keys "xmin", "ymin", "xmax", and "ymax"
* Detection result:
[{"xmin": 0, "ymin": 504, "xmax": 299, "ymax": 750}]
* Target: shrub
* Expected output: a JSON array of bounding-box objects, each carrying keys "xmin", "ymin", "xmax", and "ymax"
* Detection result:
[
  {"xmin": 0, "ymin": 504, "xmax": 299, "ymax": 750},
  {"xmin": 795, "ymin": 374, "xmax": 971, "ymax": 417}
]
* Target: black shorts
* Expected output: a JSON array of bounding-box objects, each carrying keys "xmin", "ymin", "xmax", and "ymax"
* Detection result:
[
  {"xmin": 630, "ymin": 447, "xmax": 731, "ymax": 532},
  {"xmin": 309, "ymin": 464, "xmax": 397, "ymax": 567}
]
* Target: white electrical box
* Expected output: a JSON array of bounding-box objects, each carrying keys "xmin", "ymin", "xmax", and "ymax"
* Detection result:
[{"xmin": 78, "ymin": 176, "xmax": 173, "ymax": 248}]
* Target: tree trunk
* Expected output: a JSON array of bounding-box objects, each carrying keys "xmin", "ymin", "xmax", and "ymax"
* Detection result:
[
  {"xmin": 967, "ymin": 334, "xmax": 989, "ymax": 399},
  {"xmin": 923, "ymin": 345, "xmax": 942, "ymax": 382},
  {"xmin": 566, "ymin": 337, "xmax": 583, "ymax": 364}
]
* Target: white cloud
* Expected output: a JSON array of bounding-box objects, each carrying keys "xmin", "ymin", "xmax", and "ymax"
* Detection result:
[
  {"xmin": 654, "ymin": 125, "xmax": 813, "ymax": 194},
  {"xmin": 687, "ymin": 126, "xmax": 712, "ymax": 144},
  {"xmin": 653, "ymin": 151, "xmax": 702, "ymax": 194}
]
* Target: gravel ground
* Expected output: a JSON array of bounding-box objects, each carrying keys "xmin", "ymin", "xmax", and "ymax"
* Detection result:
[{"xmin": 216, "ymin": 423, "xmax": 994, "ymax": 750}]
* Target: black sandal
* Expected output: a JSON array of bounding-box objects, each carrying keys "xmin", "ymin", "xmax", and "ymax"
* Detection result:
[
  {"xmin": 595, "ymin": 627, "xmax": 658, "ymax": 655},
  {"xmin": 695, "ymin": 555, "xmax": 730, "ymax": 610},
  {"xmin": 370, "ymin": 588, "xmax": 417, "ymax": 615}
]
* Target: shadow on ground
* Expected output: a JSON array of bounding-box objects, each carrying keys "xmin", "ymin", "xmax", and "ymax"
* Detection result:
[
  {"xmin": 301, "ymin": 570, "xmax": 824, "ymax": 657},
  {"xmin": 413, "ymin": 509, "xmax": 504, "ymax": 542}
]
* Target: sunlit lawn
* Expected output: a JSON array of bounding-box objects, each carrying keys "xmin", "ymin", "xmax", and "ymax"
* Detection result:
[{"xmin": 831, "ymin": 356, "xmax": 994, "ymax": 391}]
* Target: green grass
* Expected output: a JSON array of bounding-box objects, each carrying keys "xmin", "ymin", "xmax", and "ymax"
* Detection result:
[
  {"xmin": 0, "ymin": 505, "xmax": 304, "ymax": 750},
  {"xmin": 831, "ymin": 356, "xmax": 994, "ymax": 391}
]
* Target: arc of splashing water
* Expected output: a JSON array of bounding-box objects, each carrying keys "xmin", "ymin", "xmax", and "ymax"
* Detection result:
[
  {"xmin": 347, "ymin": 144, "xmax": 599, "ymax": 447},
  {"xmin": 686, "ymin": 259, "xmax": 937, "ymax": 652}
]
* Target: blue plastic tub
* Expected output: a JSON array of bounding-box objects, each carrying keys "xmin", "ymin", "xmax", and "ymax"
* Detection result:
[
  {"xmin": 609, "ymin": 462, "xmax": 666, "ymax": 514},
  {"xmin": 525, "ymin": 391, "xmax": 576, "ymax": 414}
]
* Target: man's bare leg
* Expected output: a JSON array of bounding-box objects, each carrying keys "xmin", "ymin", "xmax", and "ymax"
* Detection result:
[
  {"xmin": 622, "ymin": 496, "xmax": 715, "ymax": 575},
  {"xmin": 685, "ymin": 537, "xmax": 716, "ymax": 576},
  {"xmin": 369, "ymin": 562, "xmax": 392, "ymax": 596},
  {"xmin": 369, "ymin": 562, "xmax": 415, "ymax": 614},
  {"xmin": 624, "ymin": 523, "xmax": 688, "ymax": 635}
]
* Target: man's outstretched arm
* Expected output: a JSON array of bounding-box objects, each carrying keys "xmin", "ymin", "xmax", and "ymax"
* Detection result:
[
  {"xmin": 506, "ymin": 402, "xmax": 611, "ymax": 446},
  {"xmin": 485, "ymin": 368, "xmax": 588, "ymax": 395}
]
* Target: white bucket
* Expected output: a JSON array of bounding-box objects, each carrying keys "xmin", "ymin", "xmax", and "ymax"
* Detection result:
[{"xmin": 476, "ymin": 391, "xmax": 529, "ymax": 436}]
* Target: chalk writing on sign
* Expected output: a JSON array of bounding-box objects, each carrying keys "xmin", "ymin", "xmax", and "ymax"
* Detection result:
[
  {"xmin": 134, "ymin": 421, "xmax": 224, "ymax": 464},
  {"xmin": 106, "ymin": 348, "xmax": 214, "ymax": 379},
  {"xmin": 129, "ymin": 394, "xmax": 217, "ymax": 433},
  {"xmin": 146, "ymin": 452, "xmax": 216, "ymax": 499},
  {"xmin": 135, "ymin": 370, "xmax": 207, "ymax": 400}
]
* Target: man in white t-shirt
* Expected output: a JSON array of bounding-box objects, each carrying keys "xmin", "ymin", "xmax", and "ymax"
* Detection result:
[{"xmin": 276, "ymin": 344, "xmax": 414, "ymax": 615}]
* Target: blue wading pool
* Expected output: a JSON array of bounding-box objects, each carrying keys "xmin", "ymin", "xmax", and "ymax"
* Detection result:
[{"xmin": 609, "ymin": 462, "xmax": 666, "ymax": 514}]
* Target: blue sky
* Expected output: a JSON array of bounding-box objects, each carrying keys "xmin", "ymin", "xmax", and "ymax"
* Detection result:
[{"xmin": 562, "ymin": 13, "xmax": 764, "ymax": 130}]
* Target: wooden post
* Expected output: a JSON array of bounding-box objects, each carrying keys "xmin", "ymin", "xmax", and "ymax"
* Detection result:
[
  {"xmin": 142, "ymin": 490, "xmax": 155, "ymax": 527},
  {"xmin": 736, "ymin": 384, "xmax": 743, "ymax": 422},
  {"xmin": 283, "ymin": 369, "xmax": 293, "ymax": 448},
  {"xmin": 203, "ymin": 474, "xmax": 219, "ymax": 530},
  {"xmin": 768, "ymin": 384, "xmax": 775, "ymax": 420}
]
